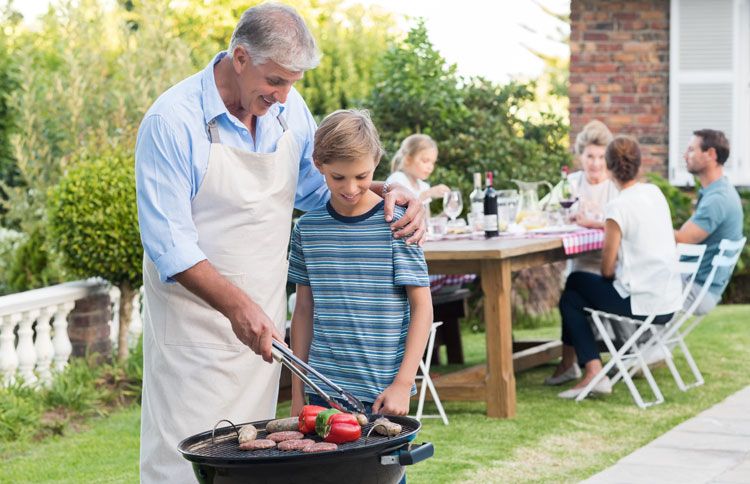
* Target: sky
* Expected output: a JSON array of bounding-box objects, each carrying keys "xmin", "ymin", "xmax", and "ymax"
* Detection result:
[
  {"xmin": 354, "ymin": 0, "xmax": 570, "ymax": 82},
  {"xmin": 14, "ymin": 0, "xmax": 570, "ymax": 83}
]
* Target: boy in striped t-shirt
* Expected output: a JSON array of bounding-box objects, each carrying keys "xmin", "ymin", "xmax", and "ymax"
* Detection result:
[{"xmin": 288, "ymin": 109, "xmax": 433, "ymax": 417}]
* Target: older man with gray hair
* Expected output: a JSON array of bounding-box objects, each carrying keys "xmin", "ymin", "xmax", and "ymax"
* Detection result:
[{"xmin": 135, "ymin": 4, "xmax": 424, "ymax": 482}]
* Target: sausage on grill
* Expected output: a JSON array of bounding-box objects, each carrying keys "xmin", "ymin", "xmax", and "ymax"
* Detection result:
[
  {"xmin": 277, "ymin": 438, "xmax": 315, "ymax": 451},
  {"xmin": 372, "ymin": 417, "xmax": 402, "ymax": 437},
  {"xmin": 238, "ymin": 439, "xmax": 276, "ymax": 451},
  {"xmin": 238, "ymin": 424, "xmax": 258, "ymax": 444},
  {"xmin": 303, "ymin": 442, "xmax": 338, "ymax": 453},
  {"xmin": 266, "ymin": 431, "xmax": 304, "ymax": 442},
  {"xmin": 265, "ymin": 417, "xmax": 299, "ymax": 433}
]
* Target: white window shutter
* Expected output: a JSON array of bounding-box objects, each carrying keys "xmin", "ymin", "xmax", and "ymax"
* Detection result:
[
  {"xmin": 734, "ymin": 0, "xmax": 750, "ymax": 186},
  {"xmin": 670, "ymin": 0, "xmax": 749, "ymax": 186}
]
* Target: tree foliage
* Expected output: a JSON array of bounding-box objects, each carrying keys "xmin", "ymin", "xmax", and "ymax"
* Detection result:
[
  {"xmin": 153, "ymin": 0, "xmax": 396, "ymax": 116},
  {"xmin": 367, "ymin": 20, "xmax": 467, "ymax": 140},
  {"xmin": 0, "ymin": 5, "xmax": 22, "ymax": 223},
  {"xmin": 367, "ymin": 21, "xmax": 571, "ymax": 205},
  {"xmin": 2, "ymin": 0, "xmax": 194, "ymax": 236}
]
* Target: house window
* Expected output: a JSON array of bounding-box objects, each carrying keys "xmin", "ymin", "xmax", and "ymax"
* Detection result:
[{"xmin": 669, "ymin": 0, "xmax": 750, "ymax": 186}]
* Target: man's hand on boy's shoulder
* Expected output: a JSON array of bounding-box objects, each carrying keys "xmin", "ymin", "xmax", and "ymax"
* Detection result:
[{"xmin": 382, "ymin": 182, "xmax": 426, "ymax": 246}]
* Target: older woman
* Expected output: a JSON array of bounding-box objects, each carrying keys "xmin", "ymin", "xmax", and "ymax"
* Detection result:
[
  {"xmin": 549, "ymin": 136, "xmax": 682, "ymax": 399},
  {"xmin": 544, "ymin": 120, "xmax": 619, "ymax": 386}
]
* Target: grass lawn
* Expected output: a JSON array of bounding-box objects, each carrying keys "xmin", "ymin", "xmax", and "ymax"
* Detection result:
[{"xmin": 2, "ymin": 305, "xmax": 748, "ymax": 483}]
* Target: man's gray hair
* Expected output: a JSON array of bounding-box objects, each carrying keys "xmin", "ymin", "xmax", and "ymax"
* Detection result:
[{"xmin": 228, "ymin": 3, "xmax": 321, "ymax": 72}]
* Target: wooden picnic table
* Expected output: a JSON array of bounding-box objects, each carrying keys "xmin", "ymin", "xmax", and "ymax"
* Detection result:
[{"xmin": 423, "ymin": 235, "xmax": 583, "ymax": 419}]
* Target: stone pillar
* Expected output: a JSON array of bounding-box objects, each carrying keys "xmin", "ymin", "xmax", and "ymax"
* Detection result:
[{"xmin": 68, "ymin": 292, "xmax": 112, "ymax": 358}]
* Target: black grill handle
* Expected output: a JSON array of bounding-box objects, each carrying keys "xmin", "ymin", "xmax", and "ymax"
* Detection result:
[{"xmin": 379, "ymin": 442, "xmax": 434, "ymax": 466}]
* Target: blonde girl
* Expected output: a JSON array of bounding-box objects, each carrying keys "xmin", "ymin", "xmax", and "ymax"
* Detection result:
[{"xmin": 386, "ymin": 134, "xmax": 450, "ymax": 202}]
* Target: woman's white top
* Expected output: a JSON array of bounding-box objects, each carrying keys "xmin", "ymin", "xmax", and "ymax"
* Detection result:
[
  {"xmin": 568, "ymin": 171, "xmax": 619, "ymax": 274},
  {"xmin": 604, "ymin": 182, "xmax": 682, "ymax": 316},
  {"xmin": 386, "ymin": 171, "xmax": 430, "ymax": 198}
]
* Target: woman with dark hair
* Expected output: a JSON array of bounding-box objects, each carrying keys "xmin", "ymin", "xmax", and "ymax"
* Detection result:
[{"xmin": 549, "ymin": 136, "xmax": 683, "ymax": 399}]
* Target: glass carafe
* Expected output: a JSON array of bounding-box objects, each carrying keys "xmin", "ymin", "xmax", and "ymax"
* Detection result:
[{"xmin": 512, "ymin": 179, "xmax": 553, "ymax": 229}]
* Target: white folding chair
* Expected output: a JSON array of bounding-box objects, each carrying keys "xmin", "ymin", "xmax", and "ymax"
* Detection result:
[
  {"xmin": 414, "ymin": 321, "xmax": 449, "ymax": 425},
  {"xmin": 633, "ymin": 237, "xmax": 746, "ymax": 392},
  {"xmin": 577, "ymin": 243, "xmax": 707, "ymax": 408}
]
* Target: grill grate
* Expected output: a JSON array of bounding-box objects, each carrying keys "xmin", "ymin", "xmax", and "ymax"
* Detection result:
[{"xmin": 181, "ymin": 417, "xmax": 420, "ymax": 461}]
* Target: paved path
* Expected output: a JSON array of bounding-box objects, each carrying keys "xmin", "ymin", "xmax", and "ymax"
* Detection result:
[{"xmin": 585, "ymin": 386, "xmax": 750, "ymax": 483}]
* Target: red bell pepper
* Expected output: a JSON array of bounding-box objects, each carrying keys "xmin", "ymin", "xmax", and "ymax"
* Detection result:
[
  {"xmin": 298, "ymin": 405, "xmax": 327, "ymax": 434},
  {"xmin": 317, "ymin": 412, "xmax": 362, "ymax": 444},
  {"xmin": 314, "ymin": 409, "xmax": 341, "ymax": 436}
]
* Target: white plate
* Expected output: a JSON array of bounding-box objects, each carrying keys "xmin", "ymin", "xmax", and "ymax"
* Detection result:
[{"xmin": 528, "ymin": 225, "xmax": 581, "ymax": 234}]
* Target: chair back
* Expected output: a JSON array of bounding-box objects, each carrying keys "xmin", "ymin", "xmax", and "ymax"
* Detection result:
[
  {"xmin": 676, "ymin": 243, "xmax": 707, "ymax": 302},
  {"xmin": 683, "ymin": 237, "xmax": 746, "ymax": 317}
]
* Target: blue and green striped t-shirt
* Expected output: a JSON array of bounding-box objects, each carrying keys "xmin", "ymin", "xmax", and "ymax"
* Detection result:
[{"xmin": 288, "ymin": 200, "xmax": 430, "ymax": 403}]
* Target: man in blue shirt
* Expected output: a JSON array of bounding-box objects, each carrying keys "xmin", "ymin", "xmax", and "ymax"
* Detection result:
[
  {"xmin": 675, "ymin": 129, "xmax": 744, "ymax": 314},
  {"xmin": 134, "ymin": 4, "xmax": 424, "ymax": 482}
]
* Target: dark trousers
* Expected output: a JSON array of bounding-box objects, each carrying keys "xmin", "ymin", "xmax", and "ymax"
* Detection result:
[{"xmin": 559, "ymin": 272, "xmax": 673, "ymax": 367}]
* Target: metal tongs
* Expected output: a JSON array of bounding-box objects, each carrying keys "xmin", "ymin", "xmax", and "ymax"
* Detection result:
[{"xmin": 270, "ymin": 339, "xmax": 366, "ymax": 414}]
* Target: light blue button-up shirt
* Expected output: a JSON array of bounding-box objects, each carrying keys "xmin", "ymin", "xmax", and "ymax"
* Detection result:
[{"xmin": 135, "ymin": 52, "xmax": 329, "ymax": 282}]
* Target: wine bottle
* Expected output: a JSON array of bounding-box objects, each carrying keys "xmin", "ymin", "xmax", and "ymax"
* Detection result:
[
  {"xmin": 483, "ymin": 171, "xmax": 499, "ymax": 237},
  {"xmin": 559, "ymin": 166, "xmax": 575, "ymax": 209},
  {"xmin": 470, "ymin": 173, "xmax": 484, "ymax": 216}
]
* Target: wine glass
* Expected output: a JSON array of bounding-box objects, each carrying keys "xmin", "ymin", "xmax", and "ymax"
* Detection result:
[
  {"xmin": 559, "ymin": 187, "xmax": 578, "ymax": 224},
  {"xmin": 442, "ymin": 190, "xmax": 463, "ymax": 224}
]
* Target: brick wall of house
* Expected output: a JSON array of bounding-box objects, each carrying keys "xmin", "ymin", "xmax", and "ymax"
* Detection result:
[{"xmin": 569, "ymin": 0, "xmax": 670, "ymax": 174}]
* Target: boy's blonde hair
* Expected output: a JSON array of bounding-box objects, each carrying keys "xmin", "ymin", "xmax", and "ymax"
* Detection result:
[
  {"xmin": 313, "ymin": 109, "xmax": 383, "ymax": 165},
  {"xmin": 574, "ymin": 120, "xmax": 613, "ymax": 155},
  {"xmin": 390, "ymin": 134, "xmax": 438, "ymax": 173}
]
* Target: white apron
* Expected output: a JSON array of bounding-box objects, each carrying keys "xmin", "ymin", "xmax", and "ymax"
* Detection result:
[{"xmin": 140, "ymin": 116, "xmax": 300, "ymax": 483}]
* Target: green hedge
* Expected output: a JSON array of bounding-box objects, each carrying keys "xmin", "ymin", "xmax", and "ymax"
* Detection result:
[{"xmin": 46, "ymin": 151, "xmax": 142, "ymax": 289}]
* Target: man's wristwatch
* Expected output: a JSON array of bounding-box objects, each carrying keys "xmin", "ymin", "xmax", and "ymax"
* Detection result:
[{"xmin": 382, "ymin": 181, "xmax": 392, "ymax": 196}]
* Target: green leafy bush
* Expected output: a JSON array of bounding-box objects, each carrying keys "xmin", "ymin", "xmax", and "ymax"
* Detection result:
[
  {"xmin": 645, "ymin": 172, "xmax": 695, "ymax": 229},
  {"xmin": 4, "ymin": 227, "xmax": 63, "ymax": 293},
  {"xmin": 736, "ymin": 190, "xmax": 750, "ymax": 274},
  {"xmin": 0, "ymin": 382, "xmax": 43, "ymax": 442},
  {"xmin": 45, "ymin": 358, "xmax": 107, "ymax": 415},
  {"xmin": 0, "ymin": 340, "xmax": 143, "ymax": 443},
  {"xmin": 47, "ymin": 150, "xmax": 142, "ymax": 361},
  {"xmin": 0, "ymin": 227, "xmax": 24, "ymax": 295}
]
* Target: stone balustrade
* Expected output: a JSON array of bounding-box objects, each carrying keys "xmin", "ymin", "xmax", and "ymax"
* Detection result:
[{"xmin": 0, "ymin": 279, "xmax": 143, "ymax": 388}]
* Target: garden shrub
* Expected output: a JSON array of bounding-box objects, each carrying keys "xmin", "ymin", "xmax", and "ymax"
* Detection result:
[
  {"xmin": 0, "ymin": 382, "xmax": 43, "ymax": 442},
  {"xmin": 0, "ymin": 340, "xmax": 143, "ymax": 443},
  {"xmin": 4, "ymin": 227, "xmax": 64, "ymax": 293},
  {"xmin": 47, "ymin": 150, "xmax": 142, "ymax": 361},
  {"xmin": 645, "ymin": 172, "xmax": 694, "ymax": 229},
  {"xmin": 45, "ymin": 358, "xmax": 107, "ymax": 415},
  {"xmin": 0, "ymin": 227, "xmax": 24, "ymax": 295},
  {"xmin": 735, "ymin": 190, "xmax": 749, "ymax": 274}
]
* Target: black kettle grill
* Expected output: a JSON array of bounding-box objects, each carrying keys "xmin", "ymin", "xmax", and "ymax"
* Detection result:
[{"xmin": 178, "ymin": 415, "xmax": 434, "ymax": 484}]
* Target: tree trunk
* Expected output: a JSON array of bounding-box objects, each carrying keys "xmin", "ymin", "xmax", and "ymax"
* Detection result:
[{"xmin": 117, "ymin": 281, "xmax": 136, "ymax": 362}]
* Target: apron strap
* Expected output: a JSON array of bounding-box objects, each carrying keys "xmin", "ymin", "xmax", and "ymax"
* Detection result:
[
  {"xmin": 207, "ymin": 119, "xmax": 221, "ymax": 144},
  {"xmin": 277, "ymin": 113, "xmax": 288, "ymax": 132}
]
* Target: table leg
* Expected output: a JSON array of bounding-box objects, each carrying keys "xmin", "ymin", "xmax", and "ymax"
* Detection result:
[{"xmin": 481, "ymin": 259, "xmax": 516, "ymax": 418}]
